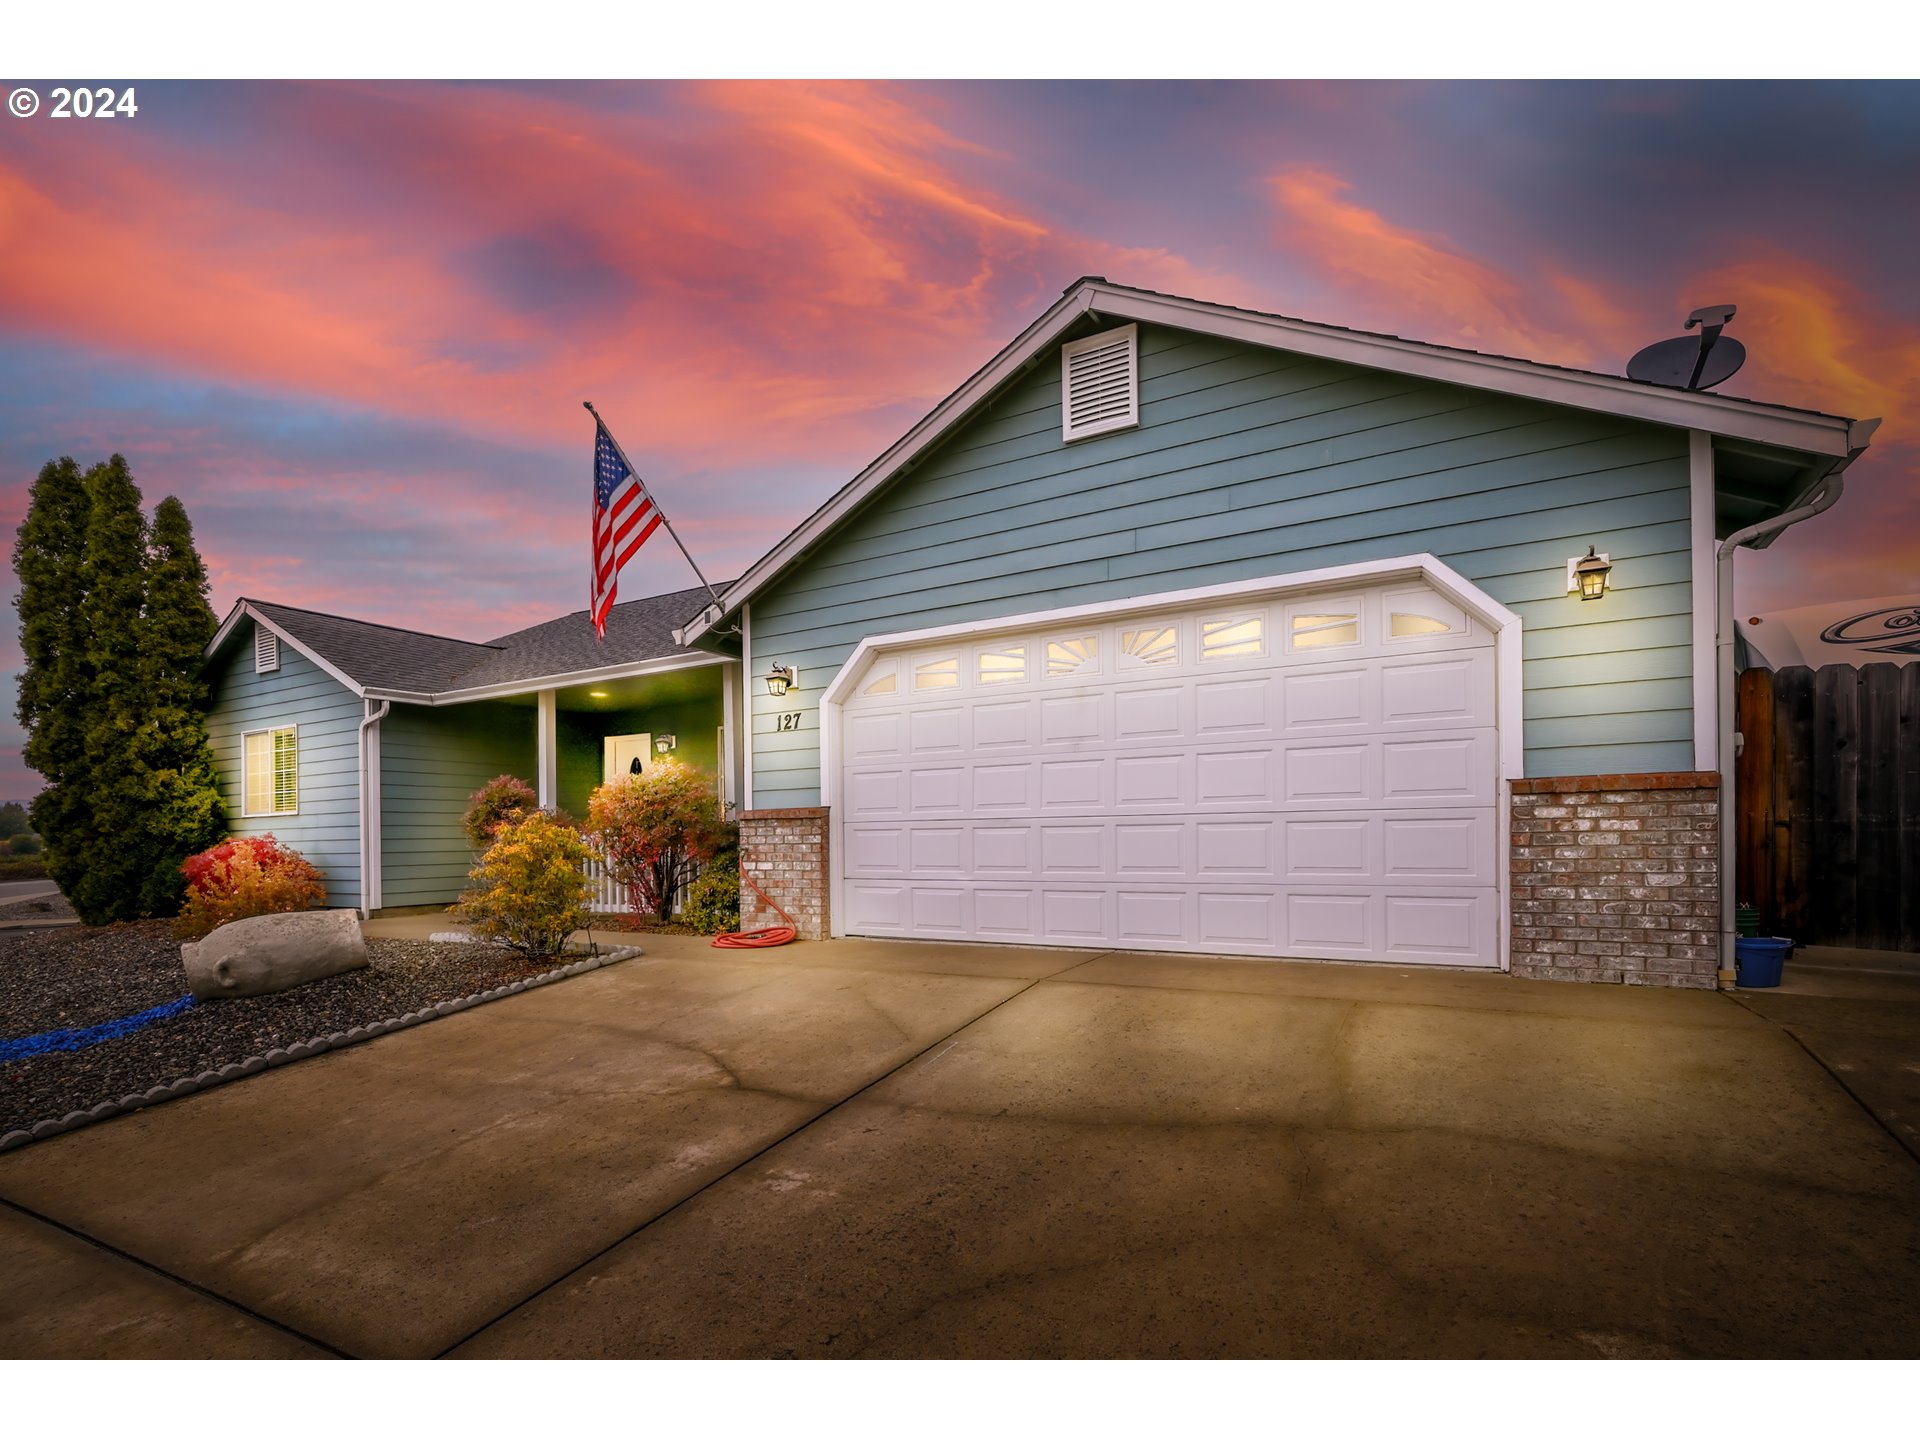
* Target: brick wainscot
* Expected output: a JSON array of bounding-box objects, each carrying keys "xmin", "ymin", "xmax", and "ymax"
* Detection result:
[
  {"xmin": 737, "ymin": 807, "xmax": 830, "ymax": 941},
  {"xmin": 1509, "ymin": 772, "xmax": 1721, "ymax": 989}
]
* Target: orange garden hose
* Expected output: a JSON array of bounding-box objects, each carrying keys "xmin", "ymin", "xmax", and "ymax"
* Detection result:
[{"xmin": 711, "ymin": 856, "xmax": 799, "ymax": 948}]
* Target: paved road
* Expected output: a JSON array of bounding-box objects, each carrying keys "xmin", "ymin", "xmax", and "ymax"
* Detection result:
[
  {"xmin": 0, "ymin": 881, "xmax": 59, "ymax": 903},
  {"xmin": 3, "ymin": 936, "xmax": 1917, "ymax": 1359}
]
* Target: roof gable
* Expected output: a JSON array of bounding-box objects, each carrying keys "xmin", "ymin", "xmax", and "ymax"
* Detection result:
[
  {"xmin": 207, "ymin": 583, "xmax": 725, "ymax": 700},
  {"xmin": 679, "ymin": 278, "xmax": 1876, "ymax": 648}
]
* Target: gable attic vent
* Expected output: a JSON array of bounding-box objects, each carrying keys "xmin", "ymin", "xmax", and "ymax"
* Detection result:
[
  {"xmin": 1060, "ymin": 323, "xmax": 1139, "ymax": 442},
  {"xmin": 254, "ymin": 625, "xmax": 280, "ymax": 674}
]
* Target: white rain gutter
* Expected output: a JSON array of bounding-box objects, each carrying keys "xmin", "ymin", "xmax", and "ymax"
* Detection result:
[
  {"xmin": 1714, "ymin": 418, "xmax": 1879, "ymax": 987},
  {"xmin": 357, "ymin": 698, "xmax": 391, "ymax": 919}
]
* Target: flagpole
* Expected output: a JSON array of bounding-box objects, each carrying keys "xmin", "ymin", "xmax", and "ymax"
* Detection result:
[{"xmin": 583, "ymin": 401, "xmax": 725, "ymax": 613}]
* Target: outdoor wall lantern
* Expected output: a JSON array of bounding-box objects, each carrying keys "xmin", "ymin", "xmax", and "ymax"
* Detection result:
[
  {"xmin": 654, "ymin": 734, "xmax": 677, "ymax": 754},
  {"xmin": 1568, "ymin": 547, "xmax": 1613, "ymax": 601},
  {"xmin": 765, "ymin": 663, "xmax": 798, "ymax": 698}
]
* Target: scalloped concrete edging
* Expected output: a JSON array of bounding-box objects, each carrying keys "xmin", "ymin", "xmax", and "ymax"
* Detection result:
[{"xmin": 0, "ymin": 945, "xmax": 644, "ymax": 1155}]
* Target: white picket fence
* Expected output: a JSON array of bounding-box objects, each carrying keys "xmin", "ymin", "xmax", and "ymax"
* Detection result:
[{"xmin": 582, "ymin": 854, "xmax": 694, "ymax": 916}]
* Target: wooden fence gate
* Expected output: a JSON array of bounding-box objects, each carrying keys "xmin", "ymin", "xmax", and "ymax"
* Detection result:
[{"xmin": 1736, "ymin": 663, "xmax": 1920, "ymax": 951}]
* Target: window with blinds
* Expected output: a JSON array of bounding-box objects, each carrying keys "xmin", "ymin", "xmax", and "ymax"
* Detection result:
[{"xmin": 243, "ymin": 725, "xmax": 298, "ymax": 816}]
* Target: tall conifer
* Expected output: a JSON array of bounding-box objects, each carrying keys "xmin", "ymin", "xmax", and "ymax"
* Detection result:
[
  {"xmin": 12, "ymin": 457, "xmax": 93, "ymax": 901},
  {"xmin": 132, "ymin": 496, "xmax": 226, "ymax": 913},
  {"xmin": 69, "ymin": 455, "xmax": 155, "ymax": 923}
]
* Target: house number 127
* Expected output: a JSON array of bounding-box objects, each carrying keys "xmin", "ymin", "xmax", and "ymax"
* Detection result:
[{"xmin": 774, "ymin": 712, "xmax": 801, "ymax": 732}]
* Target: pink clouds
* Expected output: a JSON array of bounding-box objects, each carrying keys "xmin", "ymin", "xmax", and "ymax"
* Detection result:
[
  {"xmin": 1266, "ymin": 166, "xmax": 1599, "ymax": 365},
  {"xmin": 0, "ymin": 81, "xmax": 1250, "ymax": 479}
]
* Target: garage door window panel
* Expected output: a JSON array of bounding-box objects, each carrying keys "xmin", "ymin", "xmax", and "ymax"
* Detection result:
[
  {"xmin": 1119, "ymin": 625, "xmax": 1179, "ymax": 668},
  {"xmin": 1202, "ymin": 615, "xmax": 1266, "ymax": 661},
  {"xmin": 1287, "ymin": 600, "xmax": 1361, "ymax": 652},
  {"xmin": 914, "ymin": 656, "xmax": 960, "ymax": 691},
  {"xmin": 976, "ymin": 643, "xmax": 1027, "ymax": 686},
  {"xmin": 1047, "ymin": 636, "xmax": 1099, "ymax": 677}
]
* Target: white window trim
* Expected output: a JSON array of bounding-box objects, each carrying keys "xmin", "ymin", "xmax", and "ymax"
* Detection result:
[{"xmin": 241, "ymin": 723, "xmax": 300, "ymax": 818}]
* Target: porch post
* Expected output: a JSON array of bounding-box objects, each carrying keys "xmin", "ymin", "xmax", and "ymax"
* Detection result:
[
  {"xmin": 536, "ymin": 688, "xmax": 558, "ymax": 810},
  {"xmin": 721, "ymin": 660, "xmax": 741, "ymax": 816}
]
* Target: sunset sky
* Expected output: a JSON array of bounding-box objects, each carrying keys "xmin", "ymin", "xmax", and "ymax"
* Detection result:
[{"xmin": 2, "ymin": 79, "xmax": 1917, "ymax": 801}]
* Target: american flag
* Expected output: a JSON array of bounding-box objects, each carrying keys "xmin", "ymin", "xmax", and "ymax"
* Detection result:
[{"xmin": 590, "ymin": 417, "xmax": 663, "ymax": 639}]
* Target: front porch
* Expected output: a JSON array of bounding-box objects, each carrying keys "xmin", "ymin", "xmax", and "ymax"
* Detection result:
[{"xmin": 371, "ymin": 658, "xmax": 739, "ymax": 914}]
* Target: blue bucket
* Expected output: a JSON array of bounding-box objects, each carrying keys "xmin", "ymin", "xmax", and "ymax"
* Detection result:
[{"xmin": 1735, "ymin": 936, "xmax": 1791, "ymax": 988}]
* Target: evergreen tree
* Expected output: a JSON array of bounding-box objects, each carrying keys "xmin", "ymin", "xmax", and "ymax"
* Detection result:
[
  {"xmin": 12, "ymin": 457, "xmax": 93, "ymax": 902},
  {"xmin": 0, "ymin": 801, "xmax": 28, "ymax": 839},
  {"xmin": 129, "ymin": 496, "xmax": 226, "ymax": 914},
  {"xmin": 68, "ymin": 455, "xmax": 155, "ymax": 924}
]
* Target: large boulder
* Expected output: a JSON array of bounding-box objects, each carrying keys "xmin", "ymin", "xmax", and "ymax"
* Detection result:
[{"xmin": 182, "ymin": 909, "xmax": 368, "ymax": 1001}]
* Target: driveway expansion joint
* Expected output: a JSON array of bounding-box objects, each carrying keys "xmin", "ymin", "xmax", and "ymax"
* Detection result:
[
  {"xmin": 0, "ymin": 1193, "xmax": 354, "ymax": 1359},
  {"xmin": 0, "ymin": 945, "xmax": 646, "ymax": 1155},
  {"xmin": 433, "ymin": 954, "xmax": 1106, "ymax": 1358},
  {"xmin": 1729, "ymin": 991, "xmax": 1920, "ymax": 1170}
]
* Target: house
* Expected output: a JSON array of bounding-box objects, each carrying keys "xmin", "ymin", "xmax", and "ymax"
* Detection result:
[
  {"xmin": 677, "ymin": 279, "xmax": 1877, "ymax": 989},
  {"xmin": 201, "ymin": 584, "xmax": 741, "ymax": 914},
  {"xmin": 203, "ymin": 278, "xmax": 1877, "ymax": 989}
]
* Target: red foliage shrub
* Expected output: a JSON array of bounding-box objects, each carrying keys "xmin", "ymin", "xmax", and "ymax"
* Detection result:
[{"xmin": 174, "ymin": 833, "xmax": 327, "ymax": 940}]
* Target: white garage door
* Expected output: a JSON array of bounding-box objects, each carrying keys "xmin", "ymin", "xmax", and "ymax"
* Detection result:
[{"xmin": 836, "ymin": 579, "xmax": 1500, "ymax": 966}]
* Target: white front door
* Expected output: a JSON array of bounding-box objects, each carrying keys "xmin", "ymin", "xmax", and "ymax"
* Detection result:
[
  {"xmin": 836, "ymin": 580, "xmax": 1499, "ymax": 966},
  {"xmin": 603, "ymin": 733, "xmax": 653, "ymax": 784}
]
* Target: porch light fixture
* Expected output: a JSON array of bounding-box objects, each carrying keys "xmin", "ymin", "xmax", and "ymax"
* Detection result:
[
  {"xmin": 654, "ymin": 734, "xmax": 677, "ymax": 754},
  {"xmin": 1569, "ymin": 547, "xmax": 1613, "ymax": 601},
  {"xmin": 588, "ymin": 690, "xmax": 609, "ymax": 698},
  {"xmin": 765, "ymin": 663, "xmax": 798, "ymax": 698}
]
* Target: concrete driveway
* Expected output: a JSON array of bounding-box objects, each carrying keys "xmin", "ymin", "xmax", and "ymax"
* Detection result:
[{"xmin": 3, "ymin": 935, "xmax": 1917, "ymax": 1359}]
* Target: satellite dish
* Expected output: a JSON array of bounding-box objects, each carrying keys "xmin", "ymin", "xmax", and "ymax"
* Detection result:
[{"xmin": 1627, "ymin": 304, "xmax": 1747, "ymax": 391}]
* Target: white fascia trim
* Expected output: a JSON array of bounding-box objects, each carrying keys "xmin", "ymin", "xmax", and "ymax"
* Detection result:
[
  {"xmin": 213, "ymin": 603, "xmax": 367, "ymax": 699},
  {"xmin": 818, "ymin": 553, "xmax": 1527, "ymax": 796},
  {"xmin": 680, "ymin": 280, "xmax": 1857, "ymax": 648},
  {"xmin": 363, "ymin": 651, "xmax": 730, "ymax": 706},
  {"xmin": 1096, "ymin": 288, "xmax": 1856, "ymax": 459},
  {"xmin": 1689, "ymin": 431, "xmax": 1719, "ymax": 771}
]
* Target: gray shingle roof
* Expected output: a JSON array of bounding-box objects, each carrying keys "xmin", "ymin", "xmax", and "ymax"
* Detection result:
[
  {"xmin": 460, "ymin": 584, "xmax": 723, "ymax": 690},
  {"xmin": 245, "ymin": 600, "xmax": 503, "ymax": 693},
  {"xmin": 233, "ymin": 583, "xmax": 723, "ymax": 696}
]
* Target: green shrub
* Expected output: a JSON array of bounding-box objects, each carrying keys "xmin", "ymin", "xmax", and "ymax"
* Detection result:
[
  {"xmin": 456, "ymin": 811, "xmax": 591, "ymax": 955},
  {"xmin": 8, "ymin": 832, "xmax": 42, "ymax": 855},
  {"xmin": 681, "ymin": 848, "xmax": 741, "ymax": 934},
  {"xmin": 463, "ymin": 773, "xmax": 539, "ymax": 852},
  {"xmin": 174, "ymin": 834, "xmax": 327, "ymax": 941},
  {"xmin": 586, "ymin": 760, "xmax": 729, "ymax": 923},
  {"xmin": 0, "ymin": 856, "xmax": 49, "ymax": 880}
]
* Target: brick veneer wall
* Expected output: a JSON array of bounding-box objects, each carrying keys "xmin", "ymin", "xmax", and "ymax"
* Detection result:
[
  {"xmin": 1509, "ymin": 772, "xmax": 1722, "ymax": 989},
  {"xmin": 737, "ymin": 807, "xmax": 830, "ymax": 941}
]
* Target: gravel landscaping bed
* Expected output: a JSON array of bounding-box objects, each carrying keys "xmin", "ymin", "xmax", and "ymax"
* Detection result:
[
  {"xmin": 0, "ymin": 920, "xmax": 612, "ymax": 1137},
  {"xmin": 0, "ymin": 892, "xmax": 76, "ymax": 923}
]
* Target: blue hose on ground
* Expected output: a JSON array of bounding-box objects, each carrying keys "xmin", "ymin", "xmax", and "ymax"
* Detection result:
[{"xmin": 0, "ymin": 994, "xmax": 197, "ymax": 1062}]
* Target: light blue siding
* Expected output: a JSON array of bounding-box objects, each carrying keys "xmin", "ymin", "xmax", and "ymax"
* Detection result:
[
  {"xmin": 748, "ymin": 325, "xmax": 1697, "ymax": 805},
  {"xmin": 204, "ymin": 624, "xmax": 365, "ymax": 909},
  {"xmin": 379, "ymin": 700, "xmax": 534, "ymax": 908}
]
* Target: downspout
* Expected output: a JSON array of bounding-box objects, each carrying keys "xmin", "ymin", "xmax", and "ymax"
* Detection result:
[
  {"xmin": 1713, "ymin": 420, "xmax": 1878, "ymax": 987},
  {"xmin": 357, "ymin": 699, "xmax": 391, "ymax": 920}
]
